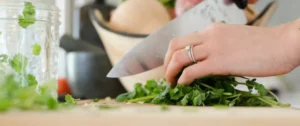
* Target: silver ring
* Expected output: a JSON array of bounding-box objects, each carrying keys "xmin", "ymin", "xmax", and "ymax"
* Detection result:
[{"xmin": 185, "ymin": 45, "xmax": 196, "ymax": 63}]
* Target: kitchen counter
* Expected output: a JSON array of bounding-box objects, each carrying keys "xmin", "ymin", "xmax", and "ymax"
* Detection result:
[{"xmin": 1, "ymin": 100, "xmax": 300, "ymax": 126}]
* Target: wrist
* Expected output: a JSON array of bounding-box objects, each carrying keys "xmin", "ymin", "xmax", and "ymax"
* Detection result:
[{"xmin": 282, "ymin": 18, "xmax": 300, "ymax": 65}]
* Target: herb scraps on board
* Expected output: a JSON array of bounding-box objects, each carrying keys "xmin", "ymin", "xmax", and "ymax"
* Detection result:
[{"xmin": 115, "ymin": 76, "xmax": 290, "ymax": 107}]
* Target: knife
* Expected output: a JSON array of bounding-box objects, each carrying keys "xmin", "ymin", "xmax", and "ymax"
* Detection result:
[{"xmin": 107, "ymin": 0, "xmax": 248, "ymax": 78}]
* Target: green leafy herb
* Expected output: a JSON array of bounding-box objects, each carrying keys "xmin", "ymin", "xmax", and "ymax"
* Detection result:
[
  {"xmin": 26, "ymin": 74, "xmax": 38, "ymax": 86},
  {"xmin": 115, "ymin": 76, "xmax": 290, "ymax": 107},
  {"xmin": 116, "ymin": 93, "xmax": 130, "ymax": 102},
  {"xmin": 46, "ymin": 97, "xmax": 58, "ymax": 110},
  {"xmin": 93, "ymin": 98, "xmax": 100, "ymax": 102},
  {"xmin": 32, "ymin": 43, "xmax": 41, "ymax": 56},
  {"xmin": 65, "ymin": 94, "xmax": 76, "ymax": 104},
  {"xmin": 18, "ymin": 2, "xmax": 36, "ymax": 28},
  {"xmin": 9, "ymin": 53, "xmax": 28, "ymax": 74},
  {"xmin": 0, "ymin": 98, "xmax": 11, "ymax": 112},
  {"xmin": 0, "ymin": 72, "xmax": 59, "ymax": 112}
]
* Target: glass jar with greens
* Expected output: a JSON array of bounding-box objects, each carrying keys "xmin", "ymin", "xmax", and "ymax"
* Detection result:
[{"xmin": 0, "ymin": 0, "xmax": 60, "ymax": 111}]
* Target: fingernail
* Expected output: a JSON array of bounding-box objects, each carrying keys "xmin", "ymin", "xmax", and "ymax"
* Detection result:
[{"xmin": 177, "ymin": 78, "xmax": 185, "ymax": 85}]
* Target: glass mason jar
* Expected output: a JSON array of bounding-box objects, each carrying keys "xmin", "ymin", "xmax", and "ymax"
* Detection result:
[{"xmin": 0, "ymin": 0, "xmax": 60, "ymax": 110}]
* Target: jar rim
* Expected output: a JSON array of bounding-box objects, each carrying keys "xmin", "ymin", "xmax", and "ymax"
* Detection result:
[
  {"xmin": 0, "ymin": 1, "xmax": 60, "ymax": 25},
  {"xmin": 0, "ymin": 1, "xmax": 60, "ymax": 12}
]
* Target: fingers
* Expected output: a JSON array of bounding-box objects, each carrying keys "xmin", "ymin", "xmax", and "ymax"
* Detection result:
[
  {"xmin": 177, "ymin": 60, "xmax": 217, "ymax": 85},
  {"xmin": 165, "ymin": 45, "xmax": 209, "ymax": 85},
  {"xmin": 164, "ymin": 32, "xmax": 207, "ymax": 72}
]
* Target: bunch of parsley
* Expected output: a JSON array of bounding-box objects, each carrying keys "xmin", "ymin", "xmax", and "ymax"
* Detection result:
[{"xmin": 116, "ymin": 76, "xmax": 290, "ymax": 107}]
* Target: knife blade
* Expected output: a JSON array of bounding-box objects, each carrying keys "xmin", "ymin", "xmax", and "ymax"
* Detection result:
[{"xmin": 107, "ymin": 0, "xmax": 247, "ymax": 78}]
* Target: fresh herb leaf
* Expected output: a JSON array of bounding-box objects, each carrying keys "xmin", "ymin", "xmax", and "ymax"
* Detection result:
[
  {"xmin": 255, "ymin": 84, "xmax": 267, "ymax": 96},
  {"xmin": 180, "ymin": 94, "xmax": 189, "ymax": 106},
  {"xmin": 27, "ymin": 74, "xmax": 38, "ymax": 86},
  {"xmin": 192, "ymin": 94, "xmax": 203, "ymax": 106},
  {"xmin": 0, "ymin": 97, "xmax": 11, "ymax": 112},
  {"xmin": 9, "ymin": 53, "xmax": 28, "ymax": 74},
  {"xmin": 46, "ymin": 97, "xmax": 58, "ymax": 110},
  {"xmin": 65, "ymin": 94, "xmax": 76, "ymax": 104},
  {"xmin": 18, "ymin": 2, "xmax": 36, "ymax": 28},
  {"xmin": 93, "ymin": 98, "xmax": 100, "ymax": 102},
  {"xmin": 32, "ymin": 43, "xmax": 41, "ymax": 56},
  {"xmin": 115, "ymin": 93, "xmax": 130, "ymax": 102}
]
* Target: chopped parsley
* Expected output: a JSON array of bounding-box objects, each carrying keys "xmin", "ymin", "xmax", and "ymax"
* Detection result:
[{"xmin": 32, "ymin": 43, "xmax": 41, "ymax": 56}]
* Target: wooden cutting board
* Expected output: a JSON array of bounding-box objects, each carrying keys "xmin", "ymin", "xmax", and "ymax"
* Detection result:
[{"xmin": 1, "ymin": 99, "xmax": 300, "ymax": 126}]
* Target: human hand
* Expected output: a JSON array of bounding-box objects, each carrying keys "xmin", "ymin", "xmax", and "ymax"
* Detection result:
[{"xmin": 164, "ymin": 21, "xmax": 300, "ymax": 86}]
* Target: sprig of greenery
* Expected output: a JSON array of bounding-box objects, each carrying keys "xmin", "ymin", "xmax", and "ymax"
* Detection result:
[
  {"xmin": 116, "ymin": 76, "xmax": 290, "ymax": 107},
  {"xmin": 65, "ymin": 94, "xmax": 76, "ymax": 105},
  {"xmin": 18, "ymin": 2, "xmax": 36, "ymax": 28}
]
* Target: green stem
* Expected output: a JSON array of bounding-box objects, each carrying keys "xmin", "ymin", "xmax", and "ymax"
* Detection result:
[
  {"xmin": 199, "ymin": 83, "xmax": 215, "ymax": 90},
  {"xmin": 236, "ymin": 90, "xmax": 259, "ymax": 97},
  {"xmin": 239, "ymin": 82, "xmax": 279, "ymax": 102},
  {"xmin": 225, "ymin": 94, "xmax": 241, "ymax": 99},
  {"xmin": 257, "ymin": 97, "xmax": 278, "ymax": 107},
  {"xmin": 127, "ymin": 95, "xmax": 156, "ymax": 103},
  {"xmin": 222, "ymin": 92, "xmax": 233, "ymax": 96},
  {"xmin": 266, "ymin": 89, "xmax": 279, "ymax": 102},
  {"xmin": 236, "ymin": 82, "xmax": 254, "ymax": 88}
]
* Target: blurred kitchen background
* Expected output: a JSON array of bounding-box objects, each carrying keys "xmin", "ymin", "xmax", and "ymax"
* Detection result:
[{"xmin": 54, "ymin": 0, "xmax": 300, "ymax": 106}]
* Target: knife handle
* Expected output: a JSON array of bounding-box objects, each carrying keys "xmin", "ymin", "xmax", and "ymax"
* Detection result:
[{"xmin": 232, "ymin": 0, "xmax": 248, "ymax": 9}]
